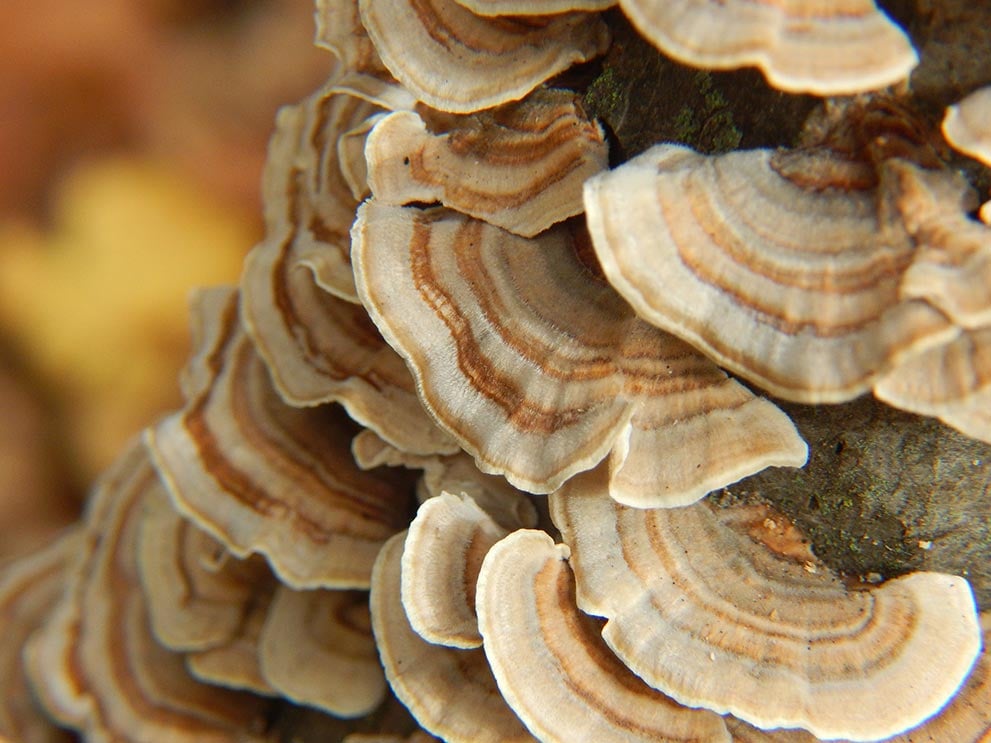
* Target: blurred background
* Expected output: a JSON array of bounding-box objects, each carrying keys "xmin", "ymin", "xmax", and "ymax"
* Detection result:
[{"xmin": 0, "ymin": 0, "xmax": 330, "ymax": 557}]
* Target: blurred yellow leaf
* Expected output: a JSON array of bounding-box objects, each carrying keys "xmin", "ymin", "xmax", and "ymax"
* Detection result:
[{"xmin": 0, "ymin": 157, "xmax": 255, "ymax": 478}]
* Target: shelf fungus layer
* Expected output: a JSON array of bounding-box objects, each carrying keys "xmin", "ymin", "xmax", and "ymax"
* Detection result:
[
  {"xmin": 549, "ymin": 466, "xmax": 981, "ymax": 742},
  {"xmin": 24, "ymin": 442, "xmax": 274, "ymax": 743},
  {"xmin": 365, "ymin": 90, "xmax": 608, "ymax": 237},
  {"xmin": 242, "ymin": 212, "xmax": 458, "ymax": 456},
  {"xmin": 727, "ymin": 616, "xmax": 991, "ymax": 740},
  {"xmin": 369, "ymin": 532, "xmax": 536, "ymax": 743},
  {"xmin": 585, "ymin": 144, "xmax": 955, "ymax": 403},
  {"xmin": 943, "ymin": 86, "xmax": 991, "ymax": 168},
  {"xmin": 358, "ymin": 0, "xmax": 609, "ymax": 113},
  {"xmin": 616, "ymin": 0, "xmax": 917, "ymax": 95},
  {"xmin": 252, "ymin": 79, "xmax": 408, "ymax": 309},
  {"xmin": 353, "ymin": 200, "xmax": 806, "ymax": 506},
  {"xmin": 137, "ymin": 483, "xmax": 275, "ymax": 653},
  {"xmin": 186, "ymin": 595, "xmax": 275, "ymax": 696},
  {"xmin": 401, "ymin": 492, "xmax": 515, "ymax": 648},
  {"xmin": 148, "ymin": 287, "xmax": 413, "ymax": 590},
  {"xmin": 258, "ymin": 85, "xmax": 366, "ymax": 304},
  {"xmin": 259, "ymin": 585, "xmax": 385, "ymax": 717},
  {"xmin": 0, "ymin": 530, "xmax": 79, "ymax": 743},
  {"xmin": 892, "ymin": 161, "xmax": 991, "ymax": 331},
  {"xmin": 874, "ymin": 326, "xmax": 991, "ymax": 445},
  {"xmin": 476, "ymin": 529, "xmax": 733, "ymax": 743}
]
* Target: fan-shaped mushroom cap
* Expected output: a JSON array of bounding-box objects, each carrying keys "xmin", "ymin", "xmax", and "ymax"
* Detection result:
[
  {"xmin": 476, "ymin": 529, "xmax": 733, "ymax": 742},
  {"xmin": 874, "ymin": 326, "xmax": 991, "ymax": 445},
  {"xmin": 25, "ymin": 441, "xmax": 274, "ymax": 743},
  {"xmin": 401, "ymin": 493, "xmax": 513, "ymax": 648},
  {"xmin": 370, "ymin": 532, "xmax": 536, "ymax": 743},
  {"xmin": 186, "ymin": 596, "xmax": 275, "ymax": 696},
  {"xmin": 137, "ymin": 485, "xmax": 275, "ymax": 652},
  {"xmin": 241, "ymin": 210, "xmax": 459, "ymax": 455},
  {"xmin": 261, "ymin": 86, "xmax": 363, "ymax": 304},
  {"xmin": 549, "ymin": 466, "xmax": 981, "ymax": 741},
  {"xmin": 352, "ymin": 200, "xmax": 807, "ymax": 505},
  {"xmin": 358, "ymin": 0, "xmax": 609, "ymax": 113},
  {"xmin": 943, "ymin": 86, "xmax": 991, "ymax": 168},
  {"xmin": 584, "ymin": 144, "xmax": 954, "ymax": 403},
  {"xmin": 0, "ymin": 530, "xmax": 79, "ymax": 743},
  {"xmin": 315, "ymin": 0, "xmax": 390, "ymax": 78},
  {"xmin": 148, "ymin": 287, "xmax": 413, "ymax": 589},
  {"xmin": 617, "ymin": 0, "xmax": 917, "ymax": 95},
  {"xmin": 258, "ymin": 585, "xmax": 386, "ymax": 717},
  {"xmin": 365, "ymin": 90, "xmax": 608, "ymax": 237},
  {"xmin": 255, "ymin": 80, "xmax": 409, "ymax": 308}
]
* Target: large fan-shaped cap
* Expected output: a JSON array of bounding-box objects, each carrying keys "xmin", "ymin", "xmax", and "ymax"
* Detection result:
[
  {"xmin": 476, "ymin": 529, "xmax": 733, "ymax": 742},
  {"xmin": 258, "ymin": 585, "xmax": 385, "ymax": 717},
  {"xmin": 549, "ymin": 466, "xmax": 981, "ymax": 741},
  {"xmin": 617, "ymin": 0, "xmax": 917, "ymax": 95},
  {"xmin": 25, "ymin": 441, "xmax": 274, "ymax": 743},
  {"xmin": 358, "ymin": 0, "xmax": 609, "ymax": 113},
  {"xmin": 369, "ymin": 532, "xmax": 536, "ymax": 743},
  {"xmin": 585, "ymin": 144, "xmax": 954, "ymax": 403},
  {"xmin": 353, "ymin": 200, "xmax": 806, "ymax": 505},
  {"xmin": 365, "ymin": 90, "xmax": 608, "ymax": 237},
  {"xmin": 148, "ymin": 287, "xmax": 413, "ymax": 589}
]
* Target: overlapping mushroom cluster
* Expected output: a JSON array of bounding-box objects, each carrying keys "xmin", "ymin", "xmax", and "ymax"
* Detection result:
[{"xmin": 4, "ymin": 1, "xmax": 991, "ymax": 742}]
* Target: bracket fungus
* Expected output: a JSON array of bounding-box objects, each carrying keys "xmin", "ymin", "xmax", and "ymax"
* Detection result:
[
  {"xmin": 615, "ymin": 0, "xmax": 917, "ymax": 95},
  {"xmin": 874, "ymin": 327, "xmax": 991, "ymax": 445},
  {"xmin": 241, "ymin": 212, "xmax": 458, "ymax": 456},
  {"xmin": 369, "ymin": 532, "xmax": 536, "ymax": 743},
  {"xmin": 148, "ymin": 287, "xmax": 413, "ymax": 589},
  {"xmin": 549, "ymin": 466, "xmax": 981, "ymax": 741},
  {"xmin": 352, "ymin": 200, "xmax": 806, "ymax": 506},
  {"xmin": 584, "ymin": 143, "xmax": 958, "ymax": 403},
  {"xmin": 250, "ymin": 80, "xmax": 401, "ymax": 308},
  {"xmin": 0, "ymin": 530, "xmax": 79, "ymax": 743},
  {"xmin": 185, "ymin": 595, "xmax": 276, "ymax": 696},
  {"xmin": 12, "ymin": 2, "xmax": 991, "ymax": 742},
  {"xmin": 136, "ymin": 483, "xmax": 275, "ymax": 653},
  {"xmin": 725, "ymin": 611, "xmax": 991, "ymax": 741},
  {"xmin": 25, "ymin": 442, "xmax": 275, "ymax": 743},
  {"xmin": 259, "ymin": 585, "xmax": 386, "ymax": 717},
  {"xmin": 943, "ymin": 86, "xmax": 991, "ymax": 169},
  {"xmin": 364, "ymin": 89, "xmax": 608, "ymax": 237},
  {"xmin": 358, "ymin": 0, "xmax": 609, "ymax": 113},
  {"xmin": 400, "ymin": 492, "xmax": 515, "ymax": 648},
  {"xmin": 476, "ymin": 529, "xmax": 733, "ymax": 743}
]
